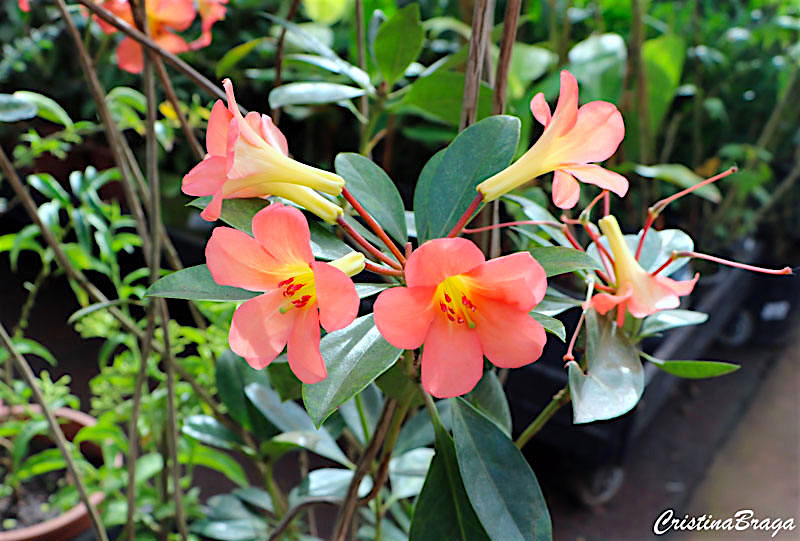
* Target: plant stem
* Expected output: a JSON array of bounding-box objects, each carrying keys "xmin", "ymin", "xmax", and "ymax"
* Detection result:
[
  {"xmin": 336, "ymin": 215, "xmax": 403, "ymax": 270},
  {"xmin": 446, "ymin": 193, "xmax": 484, "ymax": 238},
  {"xmin": 267, "ymin": 497, "xmax": 337, "ymax": 541},
  {"xmin": 0, "ymin": 322, "xmax": 109, "ymax": 541},
  {"xmin": 515, "ymin": 386, "xmax": 570, "ymax": 449},
  {"xmin": 355, "ymin": 0, "xmax": 369, "ymax": 147},
  {"xmin": 342, "ymin": 188, "xmax": 405, "ymax": 265},
  {"xmin": 354, "ymin": 392, "xmax": 372, "ymax": 442},
  {"xmin": 459, "ymin": 0, "xmax": 492, "ymax": 130}
]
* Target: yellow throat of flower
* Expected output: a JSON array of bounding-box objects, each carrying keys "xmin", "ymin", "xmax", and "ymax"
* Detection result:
[
  {"xmin": 597, "ymin": 215, "xmax": 647, "ymax": 287},
  {"xmin": 435, "ymin": 275, "xmax": 478, "ymax": 328},
  {"xmin": 277, "ymin": 252, "xmax": 365, "ymax": 314}
]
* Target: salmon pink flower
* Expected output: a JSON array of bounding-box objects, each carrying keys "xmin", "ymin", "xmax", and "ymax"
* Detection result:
[
  {"xmin": 206, "ymin": 203, "xmax": 364, "ymax": 382},
  {"xmin": 96, "ymin": 0, "xmax": 196, "ymax": 74},
  {"xmin": 18, "ymin": 0, "xmax": 30, "ymax": 12},
  {"xmin": 477, "ymin": 70, "xmax": 628, "ymax": 209},
  {"xmin": 190, "ymin": 0, "xmax": 227, "ymax": 49},
  {"xmin": 182, "ymin": 79, "xmax": 345, "ymax": 223},
  {"xmin": 373, "ymin": 238, "xmax": 548, "ymax": 398},
  {"xmin": 587, "ymin": 215, "xmax": 698, "ymax": 327}
]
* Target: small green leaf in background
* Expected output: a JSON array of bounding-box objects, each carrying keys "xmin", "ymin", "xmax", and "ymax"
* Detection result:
[
  {"xmin": 180, "ymin": 443, "xmax": 249, "ymax": 488},
  {"xmin": 27, "ymin": 173, "xmax": 71, "ymax": 206},
  {"xmin": 303, "ymin": 314, "xmax": 402, "ymax": 427},
  {"xmin": 335, "ymin": 153, "xmax": 407, "ymax": 244},
  {"xmin": 530, "ymin": 312, "xmax": 567, "ymax": 342},
  {"xmin": 374, "ymin": 4, "xmax": 425, "ymax": 86},
  {"xmin": 639, "ymin": 309, "xmax": 708, "ymax": 338},
  {"xmin": 146, "ymin": 265, "xmax": 259, "ymax": 302},
  {"xmin": 303, "ymin": 0, "xmax": 350, "ymax": 24},
  {"xmin": 642, "ymin": 34, "xmax": 686, "ymax": 136},
  {"xmin": 216, "ymin": 38, "xmax": 270, "ymax": 78},
  {"xmin": 503, "ymin": 194, "xmax": 571, "ymax": 247},
  {"xmin": 641, "ymin": 353, "xmax": 740, "ymax": 379},
  {"xmin": 568, "ymin": 310, "xmax": 644, "ymax": 424},
  {"xmin": 466, "ymin": 371, "xmax": 512, "ymax": 436},
  {"xmin": 394, "ymin": 399, "xmax": 451, "ymax": 456},
  {"xmin": 0, "ymin": 93, "xmax": 38, "ymax": 122},
  {"xmin": 291, "ymin": 468, "xmax": 373, "ymax": 504},
  {"xmin": 182, "ymin": 415, "xmax": 245, "ymax": 451},
  {"xmin": 269, "ymin": 82, "xmax": 366, "ymax": 109},
  {"xmin": 633, "ymin": 163, "xmax": 722, "ymax": 203},
  {"xmin": 215, "ymin": 350, "xmax": 275, "ymax": 438},
  {"xmin": 566, "ymin": 33, "xmax": 627, "ymax": 103},
  {"xmin": 13, "ymin": 91, "xmax": 73, "ymax": 127},
  {"xmin": 530, "ymin": 246, "xmax": 603, "ymax": 277},
  {"xmin": 451, "ymin": 398, "xmax": 552, "ymax": 541},
  {"xmin": 232, "ymin": 487, "xmax": 273, "ymax": 513},
  {"xmin": 413, "ymin": 115, "xmax": 520, "ymax": 242},
  {"xmin": 401, "ymin": 71, "xmax": 493, "ymax": 127},
  {"xmin": 389, "ymin": 447, "xmax": 435, "ymax": 500},
  {"xmin": 266, "ymin": 358, "xmax": 303, "ymax": 402}
]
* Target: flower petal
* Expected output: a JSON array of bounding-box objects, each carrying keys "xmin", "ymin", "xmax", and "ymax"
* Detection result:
[
  {"xmin": 182, "ymin": 155, "xmax": 227, "ymax": 196},
  {"xmin": 405, "ymin": 238, "xmax": 485, "ymax": 288},
  {"xmin": 116, "ymin": 37, "xmax": 144, "ymax": 74},
  {"xmin": 206, "ymin": 226, "xmax": 282, "ymax": 291},
  {"xmin": 420, "ymin": 316, "xmax": 483, "ymax": 398},
  {"xmin": 152, "ymin": 0, "xmax": 196, "ymax": 31},
  {"xmin": 312, "ymin": 261, "xmax": 359, "ymax": 332},
  {"xmin": 251, "ymin": 203, "xmax": 314, "ymax": 264},
  {"xmin": 626, "ymin": 276, "xmax": 681, "ymax": 318},
  {"xmin": 557, "ymin": 100, "xmax": 625, "ymax": 164},
  {"xmin": 229, "ymin": 291, "xmax": 294, "ymax": 369},
  {"xmin": 153, "ymin": 30, "xmax": 190, "ymax": 55},
  {"xmin": 373, "ymin": 286, "xmax": 436, "ymax": 349},
  {"xmin": 549, "ymin": 70, "xmax": 579, "ymax": 136},
  {"xmin": 287, "ymin": 308, "xmax": 326, "ymax": 383},
  {"xmin": 206, "ymin": 100, "xmax": 232, "ymax": 156},
  {"xmin": 473, "ymin": 296, "xmax": 546, "ymax": 369},
  {"xmin": 259, "ymin": 114, "xmax": 289, "ymax": 156},
  {"xmin": 200, "ymin": 189, "xmax": 224, "ymax": 221},
  {"xmin": 588, "ymin": 284, "xmax": 632, "ymax": 315},
  {"xmin": 656, "ymin": 272, "xmax": 699, "ymax": 297},
  {"xmin": 552, "ymin": 169, "xmax": 581, "ymax": 209},
  {"xmin": 563, "ymin": 164, "xmax": 629, "ymax": 198},
  {"xmin": 530, "ymin": 93, "xmax": 551, "ymax": 127},
  {"xmin": 463, "ymin": 252, "xmax": 547, "ymax": 311}
]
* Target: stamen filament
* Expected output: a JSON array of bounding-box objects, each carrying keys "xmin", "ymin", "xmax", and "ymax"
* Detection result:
[
  {"xmin": 364, "ymin": 260, "xmax": 405, "ymax": 277},
  {"xmin": 676, "ymin": 251, "xmax": 792, "ymax": 275},
  {"xmin": 342, "ymin": 187, "xmax": 406, "ymax": 266},
  {"xmin": 579, "ymin": 191, "xmax": 607, "ymax": 222},
  {"xmin": 463, "ymin": 220, "xmax": 561, "ymax": 234},
  {"xmin": 337, "ymin": 215, "xmax": 403, "ymax": 270},
  {"xmin": 651, "ymin": 252, "xmax": 678, "ymax": 276}
]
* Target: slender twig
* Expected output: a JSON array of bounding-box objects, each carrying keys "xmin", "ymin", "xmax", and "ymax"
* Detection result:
[
  {"xmin": 446, "ymin": 193, "xmax": 484, "ymax": 237},
  {"xmin": 459, "ymin": 0, "xmax": 492, "ymax": 130},
  {"xmin": 514, "ymin": 386, "xmax": 570, "ymax": 449},
  {"xmin": 355, "ymin": 0, "xmax": 369, "ymax": 139},
  {"xmin": 331, "ymin": 399, "xmax": 397, "ymax": 541},
  {"xmin": 492, "ymin": 0, "xmax": 521, "ymax": 116},
  {"xmin": 342, "ymin": 188, "xmax": 405, "ymax": 265},
  {"xmin": 267, "ymin": 498, "xmax": 338, "ymax": 541},
  {"xmin": 0, "ymin": 323, "xmax": 109, "ymax": 541},
  {"xmin": 270, "ymin": 0, "xmax": 302, "ymax": 124},
  {"xmin": 154, "ymin": 59, "xmax": 204, "ymax": 160},
  {"xmin": 337, "ymin": 215, "xmax": 403, "ymax": 270}
]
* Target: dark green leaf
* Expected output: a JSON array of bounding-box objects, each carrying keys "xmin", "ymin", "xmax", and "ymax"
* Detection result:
[
  {"xmin": 642, "ymin": 353, "xmax": 740, "ymax": 379},
  {"xmin": 0, "ymin": 93, "xmax": 38, "ymax": 122},
  {"xmin": 180, "ymin": 444, "xmax": 249, "ymax": 487},
  {"xmin": 182, "ymin": 415, "xmax": 245, "ymax": 451},
  {"xmin": 394, "ymin": 399, "xmax": 452, "ymax": 456},
  {"xmin": 413, "ymin": 116, "xmax": 519, "ymax": 242},
  {"xmin": 388, "ymin": 447, "xmax": 435, "ymax": 500},
  {"xmin": 266, "ymin": 358, "xmax": 303, "ymax": 402},
  {"xmin": 146, "ymin": 265, "xmax": 259, "ymax": 302},
  {"xmin": 530, "ymin": 312, "xmax": 567, "ymax": 342},
  {"xmin": 335, "ymin": 153, "xmax": 407, "ymax": 244},
  {"xmin": 215, "ymin": 350, "xmax": 275, "ymax": 437},
  {"xmin": 232, "ymin": 487, "xmax": 274, "ymax": 513},
  {"xmin": 67, "ymin": 299, "xmax": 135, "ymax": 325},
  {"xmin": 401, "ymin": 71, "xmax": 493, "ymax": 127},
  {"xmin": 374, "ymin": 4, "xmax": 425, "ymax": 85},
  {"xmin": 290, "ymin": 468, "xmax": 372, "ymax": 505},
  {"xmin": 503, "ymin": 194, "xmax": 570, "ymax": 247},
  {"xmin": 190, "ymin": 518, "xmax": 268, "ymax": 541},
  {"xmin": 269, "ymin": 82, "xmax": 365, "ymax": 109},
  {"xmin": 530, "ymin": 246, "xmax": 603, "ymax": 276},
  {"xmin": 639, "ymin": 309, "xmax": 708, "ymax": 337},
  {"xmin": 466, "ymin": 371, "xmax": 512, "ymax": 436},
  {"xmin": 303, "ymin": 314, "xmax": 401, "ymax": 427},
  {"xmin": 452, "ymin": 398, "xmax": 552, "ymax": 541}
]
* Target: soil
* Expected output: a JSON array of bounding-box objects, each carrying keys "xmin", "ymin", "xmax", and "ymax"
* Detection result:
[{"xmin": 0, "ymin": 453, "xmax": 66, "ymax": 532}]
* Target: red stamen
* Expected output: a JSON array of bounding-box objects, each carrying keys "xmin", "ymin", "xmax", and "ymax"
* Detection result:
[
  {"xmin": 278, "ymin": 277, "xmax": 294, "ymax": 287},
  {"xmin": 444, "ymin": 293, "xmax": 452, "ymax": 303},
  {"xmin": 440, "ymin": 302, "xmax": 448, "ymax": 313},
  {"xmin": 676, "ymin": 251, "xmax": 793, "ymax": 276},
  {"xmin": 652, "ymin": 167, "xmax": 738, "ymax": 213},
  {"xmin": 447, "ymin": 314, "xmax": 455, "ymax": 322},
  {"xmin": 462, "ymin": 219, "xmax": 562, "ymax": 234},
  {"xmin": 651, "ymin": 253, "xmax": 678, "ymax": 276},
  {"xmin": 580, "ymin": 191, "xmax": 607, "ymax": 220}
]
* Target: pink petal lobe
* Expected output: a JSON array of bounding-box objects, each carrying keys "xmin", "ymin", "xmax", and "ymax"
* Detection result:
[
  {"xmin": 405, "ymin": 238, "xmax": 485, "ymax": 288},
  {"xmin": 116, "ymin": 37, "xmax": 144, "ymax": 74},
  {"xmin": 656, "ymin": 272, "xmax": 699, "ymax": 297},
  {"xmin": 552, "ymin": 169, "xmax": 581, "ymax": 209},
  {"xmin": 312, "ymin": 261, "xmax": 359, "ymax": 333},
  {"xmin": 530, "ymin": 93, "xmax": 551, "ymax": 127},
  {"xmin": 200, "ymin": 190, "xmax": 224, "ymax": 221},
  {"xmin": 589, "ymin": 285, "xmax": 632, "ymax": 315},
  {"xmin": 420, "ymin": 316, "xmax": 483, "ymax": 398},
  {"xmin": 229, "ymin": 291, "xmax": 294, "ymax": 369},
  {"xmin": 559, "ymin": 101, "xmax": 625, "ymax": 163},
  {"xmin": 251, "ymin": 204, "xmax": 314, "ymax": 264},
  {"xmin": 206, "ymin": 227, "xmax": 282, "ymax": 291},
  {"xmin": 182, "ymin": 155, "xmax": 227, "ymax": 196},
  {"xmin": 18, "ymin": 0, "xmax": 30, "ymax": 12},
  {"xmin": 152, "ymin": 0, "xmax": 196, "ymax": 30},
  {"xmin": 550, "ymin": 71, "xmax": 579, "ymax": 135},
  {"xmin": 287, "ymin": 308, "xmax": 326, "ymax": 383},
  {"xmin": 464, "ymin": 252, "xmax": 547, "ymax": 311},
  {"xmin": 206, "ymin": 100, "xmax": 232, "ymax": 156},
  {"xmin": 626, "ymin": 277, "xmax": 681, "ymax": 318},
  {"xmin": 259, "ymin": 114, "xmax": 290, "ymax": 156},
  {"xmin": 373, "ymin": 286, "xmax": 436, "ymax": 349},
  {"xmin": 473, "ymin": 296, "xmax": 546, "ymax": 369},
  {"xmin": 562, "ymin": 164, "xmax": 629, "ymax": 198}
]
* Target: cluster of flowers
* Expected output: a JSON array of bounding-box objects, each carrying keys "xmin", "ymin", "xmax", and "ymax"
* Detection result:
[
  {"xmin": 184, "ymin": 72, "xmax": 789, "ymax": 398},
  {"xmin": 18, "ymin": 0, "xmax": 226, "ymax": 74}
]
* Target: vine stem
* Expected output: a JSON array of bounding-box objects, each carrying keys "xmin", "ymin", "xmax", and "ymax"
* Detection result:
[
  {"xmin": 446, "ymin": 193, "xmax": 484, "ymax": 238},
  {"xmin": 342, "ymin": 188, "xmax": 406, "ymax": 265},
  {"xmin": 0, "ymin": 322, "xmax": 109, "ymax": 541},
  {"xmin": 337, "ymin": 215, "xmax": 403, "ymax": 270},
  {"xmin": 514, "ymin": 386, "xmax": 570, "ymax": 449}
]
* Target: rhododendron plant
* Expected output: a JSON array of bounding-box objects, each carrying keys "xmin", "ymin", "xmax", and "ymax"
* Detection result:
[
  {"xmin": 182, "ymin": 79, "xmax": 345, "ymax": 223},
  {"xmin": 477, "ymin": 70, "xmax": 628, "ymax": 208},
  {"xmin": 205, "ymin": 203, "xmax": 364, "ymax": 382},
  {"xmin": 373, "ymin": 238, "xmax": 548, "ymax": 397}
]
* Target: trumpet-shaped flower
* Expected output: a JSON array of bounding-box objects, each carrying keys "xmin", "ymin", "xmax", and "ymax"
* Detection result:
[
  {"xmin": 588, "ymin": 215, "xmax": 698, "ymax": 327},
  {"xmin": 190, "ymin": 0, "xmax": 227, "ymax": 49},
  {"xmin": 182, "ymin": 79, "xmax": 345, "ymax": 223},
  {"xmin": 477, "ymin": 70, "xmax": 628, "ymax": 209},
  {"xmin": 373, "ymin": 238, "xmax": 548, "ymax": 398},
  {"xmin": 97, "ymin": 0, "xmax": 196, "ymax": 74},
  {"xmin": 206, "ymin": 204, "xmax": 364, "ymax": 383}
]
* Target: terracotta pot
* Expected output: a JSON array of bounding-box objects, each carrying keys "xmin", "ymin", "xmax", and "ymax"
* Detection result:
[{"xmin": 0, "ymin": 405, "xmax": 112, "ymax": 541}]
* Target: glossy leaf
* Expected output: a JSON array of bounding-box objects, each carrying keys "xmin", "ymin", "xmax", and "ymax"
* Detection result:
[
  {"xmin": 530, "ymin": 246, "xmax": 603, "ymax": 277},
  {"xmin": 266, "ymin": 358, "xmax": 303, "ymax": 402},
  {"xmin": 190, "ymin": 518, "xmax": 268, "ymax": 541},
  {"xmin": 290, "ymin": 468, "xmax": 372, "ymax": 505},
  {"xmin": 639, "ymin": 309, "xmax": 708, "ymax": 337},
  {"xmin": 534, "ymin": 288, "xmax": 583, "ymax": 317},
  {"xmin": 269, "ymin": 82, "xmax": 365, "ymax": 108},
  {"xmin": 413, "ymin": 116, "xmax": 519, "ymax": 242},
  {"xmin": 27, "ymin": 173, "xmax": 71, "ymax": 206},
  {"xmin": 146, "ymin": 265, "xmax": 259, "ymax": 302},
  {"xmin": 14, "ymin": 91, "xmax": 72, "ymax": 127},
  {"xmin": 642, "ymin": 35, "xmax": 686, "ymax": 135},
  {"xmin": 215, "ymin": 350, "xmax": 275, "ymax": 437},
  {"xmin": 634, "ymin": 164, "xmax": 722, "ymax": 203},
  {"xmin": 232, "ymin": 487, "xmax": 273, "ymax": 512},
  {"xmin": 374, "ymin": 3, "xmax": 425, "ymax": 86},
  {"xmin": 182, "ymin": 415, "xmax": 245, "ymax": 451},
  {"xmin": 0, "ymin": 93, "xmax": 37, "ymax": 122},
  {"xmin": 389, "ymin": 448, "xmax": 435, "ymax": 500},
  {"xmin": 401, "ymin": 71, "xmax": 493, "ymax": 127},
  {"xmin": 530, "ymin": 312, "xmax": 567, "ymax": 342},
  {"xmin": 303, "ymin": 314, "xmax": 402, "ymax": 427},
  {"xmin": 335, "ymin": 153, "xmax": 407, "ymax": 244},
  {"xmin": 466, "ymin": 371, "xmax": 512, "ymax": 436},
  {"xmin": 180, "ymin": 443, "xmax": 249, "ymax": 487},
  {"xmin": 394, "ymin": 399, "xmax": 452, "ymax": 457},
  {"xmin": 452, "ymin": 398, "xmax": 552, "ymax": 541},
  {"xmin": 568, "ymin": 310, "xmax": 644, "ymax": 424},
  {"xmin": 642, "ymin": 353, "xmax": 740, "ymax": 379},
  {"xmin": 567, "ymin": 33, "xmax": 627, "ymax": 103},
  {"xmin": 503, "ymin": 194, "xmax": 570, "ymax": 247}
]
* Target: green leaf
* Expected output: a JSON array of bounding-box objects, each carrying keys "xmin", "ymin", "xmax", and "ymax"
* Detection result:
[
  {"xmin": 206, "ymin": 494, "xmax": 261, "ymax": 521},
  {"xmin": 303, "ymin": 314, "xmax": 401, "ymax": 427},
  {"xmin": 529, "ymin": 246, "xmax": 603, "ymax": 277},
  {"xmin": 335, "ymin": 153, "xmax": 407, "ymax": 244},
  {"xmin": 507, "ymin": 44, "xmax": 557, "ymax": 100},
  {"xmin": 338, "ymin": 384, "xmax": 384, "ymax": 444},
  {"xmin": 15, "ymin": 448, "xmax": 67, "ymax": 481},
  {"xmin": 182, "ymin": 415, "xmax": 245, "ymax": 451},
  {"xmin": 74, "ymin": 422, "xmax": 129, "ymax": 455},
  {"xmin": 642, "ymin": 35, "xmax": 686, "ymax": 135},
  {"xmin": 642, "ymin": 353, "xmax": 740, "ymax": 379},
  {"xmin": 27, "ymin": 173, "xmax": 71, "ymax": 206},
  {"xmin": 451, "ymin": 398, "xmax": 552, "ymax": 541},
  {"xmin": 12, "ymin": 420, "xmax": 49, "ymax": 472},
  {"xmin": 409, "ymin": 418, "xmax": 490, "ymax": 541},
  {"xmin": 533, "ymin": 289, "xmax": 582, "ymax": 316},
  {"xmin": 190, "ymin": 518, "xmax": 268, "ymax": 541},
  {"xmin": 394, "ymin": 399, "xmax": 451, "ymax": 458},
  {"xmin": 134, "ymin": 453, "xmax": 164, "ymax": 485},
  {"xmin": 389, "ymin": 447, "xmax": 435, "ymax": 500},
  {"xmin": 466, "ymin": 371, "xmax": 512, "ymax": 436},
  {"xmin": 566, "ymin": 33, "xmax": 627, "ymax": 103},
  {"xmin": 215, "ymin": 350, "xmax": 275, "ymax": 437},
  {"xmin": 266, "ymin": 359, "xmax": 303, "ymax": 402},
  {"xmin": 639, "ymin": 309, "xmax": 708, "ymax": 337},
  {"xmin": 67, "ymin": 299, "xmax": 135, "ymax": 325},
  {"xmin": 530, "ymin": 312, "xmax": 567, "ymax": 342},
  {"xmin": 269, "ymin": 82, "xmax": 366, "ymax": 109},
  {"xmin": 286, "ymin": 54, "xmax": 370, "ymax": 89},
  {"xmin": 14, "ymin": 338, "xmax": 57, "ymax": 366},
  {"xmin": 0, "ymin": 93, "xmax": 37, "ymax": 122},
  {"xmin": 291, "ymin": 468, "xmax": 372, "ymax": 504},
  {"xmin": 13, "ymin": 91, "xmax": 73, "ymax": 127},
  {"xmin": 245, "ymin": 382, "xmax": 352, "ymax": 467},
  {"xmin": 232, "ymin": 487, "xmax": 274, "ymax": 513},
  {"xmin": 146, "ymin": 265, "xmax": 259, "ymax": 302},
  {"xmin": 633, "ymin": 163, "xmax": 721, "ymax": 203},
  {"xmin": 568, "ymin": 310, "xmax": 644, "ymax": 424},
  {"xmin": 216, "ymin": 38, "xmax": 269, "ymax": 78},
  {"xmin": 374, "ymin": 4, "xmax": 425, "ymax": 86},
  {"xmin": 180, "ymin": 443, "xmax": 249, "ymax": 487},
  {"xmin": 413, "ymin": 116, "xmax": 519, "ymax": 242},
  {"xmin": 401, "ymin": 71, "xmax": 493, "ymax": 127}
]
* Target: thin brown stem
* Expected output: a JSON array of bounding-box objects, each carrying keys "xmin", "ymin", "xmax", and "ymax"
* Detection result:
[
  {"xmin": 337, "ymin": 215, "xmax": 403, "ymax": 270},
  {"xmin": 491, "ymin": 0, "xmax": 521, "ymax": 115},
  {"xmin": 0, "ymin": 323, "xmax": 109, "ymax": 541},
  {"xmin": 154, "ymin": 59, "xmax": 204, "ymax": 160},
  {"xmin": 270, "ymin": 0, "xmax": 302, "ymax": 124},
  {"xmin": 459, "ymin": 0, "xmax": 492, "ymax": 130},
  {"xmin": 342, "ymin": 188, "xmax": 405, "ymax": 265},
  {"xmin": 364, "ymin": 260, "xmax": 404, "ymax": 277}
]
